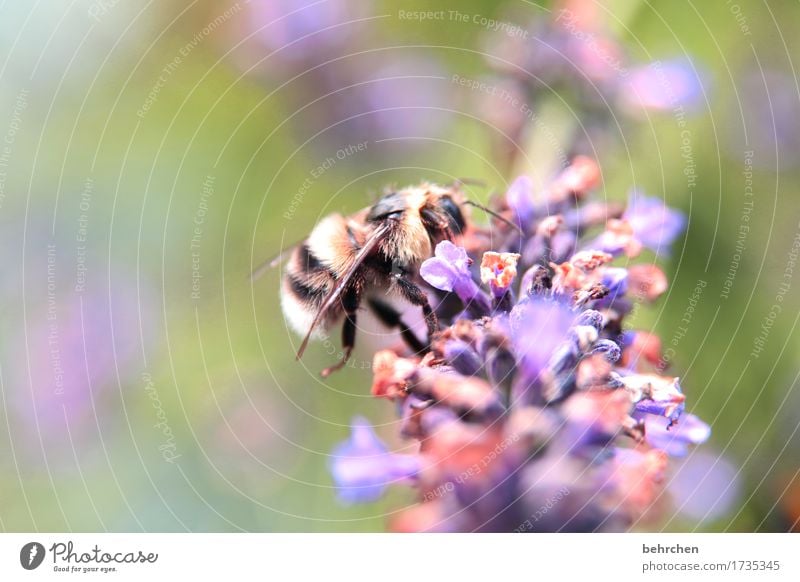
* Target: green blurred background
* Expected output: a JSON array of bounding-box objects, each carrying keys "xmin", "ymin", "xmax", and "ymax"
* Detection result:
[{"xmin": 1, "ymin": 0, "xmax": 799, "ymax": 532}]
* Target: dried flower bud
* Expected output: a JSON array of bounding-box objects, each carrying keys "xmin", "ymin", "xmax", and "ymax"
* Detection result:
[
  {"xmin": 570, "ymin": 249, "xmax": 614, "ymax": 271},
  {"xmin": 480, "ymin": 252, "xmax": 521, "ymax": 290},
  {"xmin": 627, "ymin": 264, "xmax": 668, "ymax": 302},
  {"xmin": 371, "ymin": 350, "xmax": 417, "ymax": 399},
  {"xmin": 550, "ymin": 156, "xmax": 602, "ymax": 201}
]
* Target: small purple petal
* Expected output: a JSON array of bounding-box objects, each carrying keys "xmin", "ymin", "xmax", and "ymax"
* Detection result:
[
  {"xmin": 589, "ymin": 232, "xmax": 627, "ymax": 257},
  {"xmin": 330, "ymin": 417, "xmax": 419, "ymax": 504},
  {"xmin": 420, "ymin": 241, "xmax": 470, "ymax": 292},
  {"xmin": 620, "ymin": 330, "xmax": 637, "ymax": 348},
  {"xmin": 249, "ymin": 0, "xmax": 360, "ymax": 62},
  {"xmin": 592, "ymin": 267, "xmax": 629, "ymax": 308},
  {"xmin": 668, "ymin": 450, "xmax": 740, "ymax": 524},
  {"xmin": 623, "ymin": 374, "xmax": 686, "ymax": 425},
  {"xmin": 624, "ymin": 191, "xmax": 686, "ymax": 254},
  {"xmin": 419, "ymin": 257, "xmax": 458, "ymax": 292},
  {"xmin": 635, "ymin": 400, "xmax": 685, "ymax": 425},
  {"xmin": 443, "ymin": 339, "xmax": 483, "ymax": 376},
  {"xmin": 624, "ymin": 60, "xmax": 703, "ymax": 111},
  {"xmin": 601, "ymin": 267, "xmax": 629, "ymax": 297},
  {"xmin": 640, "ymin": 412, "xmax": 711, "ymax": 456},
  {"xmin": 506, "ymin": 175, "xmax": 536, "ymax": 225},
  {"xmin": 511, "ymin": 299, "xmax": 574, "ymax": 382},
  {"xmin": 436, "ymin": 239, "xmax": 471, "ymax": 267},
  {"xmin": 550, "ymin": 230, "xmax": 578, "ymax": 262}
]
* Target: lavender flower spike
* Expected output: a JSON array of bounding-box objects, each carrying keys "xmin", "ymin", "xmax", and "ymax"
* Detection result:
[{"xmin": 328, "ymin": 156, "xmax": 706, "ymax": 532}]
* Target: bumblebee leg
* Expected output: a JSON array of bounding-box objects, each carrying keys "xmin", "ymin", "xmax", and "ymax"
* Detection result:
[
  {"xmin": 394, "ymin": 277, "xmax": 438, "ymax": 346},
  {"xmin": 321, "ymin": 287, "xmax": 359, "ymax": 377},
  {"xmin": 367, "ymin": 297, "xmax": 426, "ymax": 354}
]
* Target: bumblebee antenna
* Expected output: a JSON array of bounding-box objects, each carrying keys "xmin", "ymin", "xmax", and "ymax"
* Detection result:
[{"xmin": 464, "ymin": 199, "xmax": 524, "ymax": 235}]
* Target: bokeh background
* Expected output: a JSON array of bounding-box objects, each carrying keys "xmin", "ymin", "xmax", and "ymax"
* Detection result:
[{"xmin": 1, "ymin": 0, "xmax": 799, "ymax": 532}]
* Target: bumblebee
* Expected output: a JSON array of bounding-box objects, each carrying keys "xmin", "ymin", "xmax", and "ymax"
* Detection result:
[{"xmin": 272, "ymin": 182, "xmax": 475, "ymax": 376}]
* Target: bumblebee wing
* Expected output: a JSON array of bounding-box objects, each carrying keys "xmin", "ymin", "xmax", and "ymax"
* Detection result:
[
  {"xmin": 295, "ymin": 222, "xmax": 391, "ymax": 360},
  {"xmin": 454, "ymin": 177, "xmax": 487, "ymax": 188},
  {"xmin": 249, "ymin": 244, "xmax": 300, "ymax": 281}
]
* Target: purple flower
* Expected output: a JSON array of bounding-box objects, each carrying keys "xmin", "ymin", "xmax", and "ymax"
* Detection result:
[
  {"xmin": 593, "ymin": 266, "xmax": 629, "ymax": 308},
  {"xmin": 441, "ymin": 339, "xmax": 483, "ymax": 376},
  {"xmin": 419, "ymin": 240, "xmax": 471, "ymax": 290},
  {"xmin": 248, "ymin": 0, "xmax": 361, "ymax": 62},
  {"xmin": 239, "ymin": 5, "xmax": 455, "ymax": 161},
  {"xmin": 11, "ymin": 285, "xmax": 146, "ymax": 443},
  {"xmin": 420, "ymin": 241, "xmax": 491, "ymax": 315},
  {"xmin": 330, "ymin": 417, "xmax": 419, "ymax": 504},
  {"xmin": 510, "ymin": 299, "xmax": 574, "ymax": 395},
  {"xmin": 359, "ymin": 56, "xmax": 453, "ymax": 140},
  {"xmin": 668, "ymin": 450, "xmax": 741, "ymax": 524},
  {"xmin": 590, "ymin": 193, "xmax": 685, "ymax": 258},
  {"xmin": 623, "ymin": 374, "xmax": 686, "ymax": 425},
  {"xmin": 624, "ymin": 192, "xmax": 687, "ymax": 255},
  {"xmin": 639, "ymin": 412, "xmax": 710, "ymax": 456},
  {"xmin": 601, "ymin": 267, "xmax": 628, "ymax": 296},
  {"xmin": 727, "ymin": 70, "xmax": 800, "ymax": 171},
  {"xmin": 505, "ymin": 175, "xmax": 537, "ymax": 226},
  {"xmin": 622, "ymin": 59, "xmax": 703, "ymax": 112}
]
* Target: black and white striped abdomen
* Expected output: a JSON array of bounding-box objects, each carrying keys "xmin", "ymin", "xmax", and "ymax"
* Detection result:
[{"xmin": 281, "ymin": 243, "xmax": 340, "ymax": 338}]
